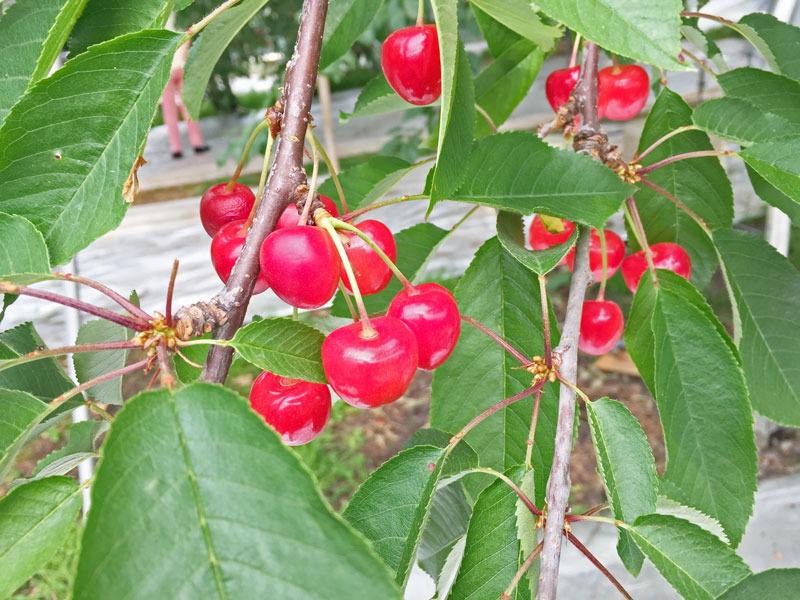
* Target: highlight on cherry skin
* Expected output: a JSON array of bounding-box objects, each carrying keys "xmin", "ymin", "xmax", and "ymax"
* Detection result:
[
  {"xmin": 321, "ymin": 316, "xmax": 419, "ymax": 409},
  {"xmin": 621, "ymin": 242, "xmax": 692, "ymax": 293},
  {"xmin": 565, "ymin": 228, "xmax": 625, "ymax": 282},
  {"xmin": 199, "ymin": 182, "xmax": 256, "ymax": 237},
  {"xmin": 545, "ymin": 65, "xmax": 581, "ymax": 112},
  {"xmin": 276, "ymin": 194, "xmax": 340, "ymax": 230},
  {"xmin": 381, "ymin": 24, "xmax": 441, "ymax": 106},
  {"xmin": 210, "ymin": 220, "xmax": 269, "ymax": 294},
  {"xmin": 249, "ymin": 370, "xmax": 331, "ymax": 446},
  {"xmin": 597, "ymin": 64, "xmax": 650, "ymax": 120},
  {"xmin": 579, "ymin": 299, "xmax": 624, "ymax": 356},
  {"xmin": 340, "ymin": 219, "xmax": 397, "ymax": 296},
  {"xmin": 387, "ymin": 283, "xmax": 461, "ymax": 370},
  {"xmin": 260, "ymin": 225, "xmax": 341, "ymax": 309}
]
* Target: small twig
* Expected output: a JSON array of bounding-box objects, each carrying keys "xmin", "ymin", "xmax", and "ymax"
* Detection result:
[
  {"xmin": 461, "ymin": 315, "xmax": 530, "ymax": 365},
  {"xmin": 51, "ymin": 359, "xmax": 148, "ymax": 406},
  {"xmin": 340, "ymin": 193, "xmax": 428, "ymax": 222},
  {"xmin": 639, "ymin": 177, "xmax": 710, "ymax": 235},
  {"xmin": 0, "ymin": 340, "xmax": 139, "ymax": 373},
  {"xmin": 475, "ymin": 104, "xmax": 499, "ymax": 134},
  {"xmin": 566, "ymin": 532, "xmax": 634, "ymax": 600},
  {"xmin": 165, "ymin": 260, "xmax": 179, "ymax": 328},
  {"xmin": 636, "ymin": 149, "xmax": 732, "ymax": 175},
  {"xmin": 681, "ymin": 47, "xmax": 718, "ymax": 79},
  {"xmin": 501, "ymin": 541, "xmax": 545, "ymax": 600},
  {"xmin": 52, "ymin": 272, "xmax": 151, "ymax": 320},
  {"xmin": 466, "ymin": 467, "xmax": 542, "ymax": 516},
  {"xmin": 680, "ymin": 11, "xmax": 736, "ymax": 26},
  {"xmin": 187, "ymin": 0, "xmax": 241, "ymax": 37},
  {"xmin": 634, "ymin": 125, "xmax": 697, "ymax": 162},
  {"xmin": 173, "ymin": 345, "xmax": 205, "ymax": 369}
]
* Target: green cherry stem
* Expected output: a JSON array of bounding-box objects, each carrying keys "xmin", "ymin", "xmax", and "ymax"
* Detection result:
[
  {"xmin": 556, "ymin": 373, "xmax": 590, "ymax": 403},
  {"xmin": 309, "ymin": 129, "xmax": 348, "ymax": 214},
  {"xmin": 501, "ymin": 541, "xmax": 545, "ymax": 600},
  {"xmin": 337, "ymin": 281, "xmax": 358, "ymax": 322},
  {"xmin": 186, "ymin": 0, "xmax": 241, "ymax": 38},
  {"xmin": 227, "ymin": 119, "xmax": 270, "ymax": 191},
  {"xmin": 417, "ymin": 0, "xmax": 425, "ymax": 25},
  {"xmin": 623, "ymin": 197, "xmax": 658, "ymax": 287},
  {"xmin": 299, "ymin": 125, "xmax": 321, "ymax": 226},
  {"xmin": 597, "ymin": 228, "xmax": 608, "ymax": 302},
  {"xmin": 340, "ymin": 193, "xmax": 429, "ymax": 222},
  {"xmin": 475, "ymin": 104, "xmax": 499, "ymax": 134},
  {"xmin": 569, "ymin": 32, "xmax": 582, "ymax": 68},
  {"xmin": 524, "ymin": 389, "xmax": 542, "ymax": 470},
  {"xmin": 634, "ymin": 125, "xmax": 698, "ymax": 162},
  {"xmin": 241, "ymin": 127, "xmax": 275, "ymax": 233}
]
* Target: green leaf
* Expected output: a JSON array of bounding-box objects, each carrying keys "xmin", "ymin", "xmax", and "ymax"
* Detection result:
[
  {"xmin": 0, "ymin": 213, "xmax": 50, "ymax": 278},
  {"xmin": 0, "ymin": 29, "xmax": 183, "ymax": 266},
  {"xmin": 718, "ymin": 68, "xmax": 800, "ymax": 125},
  {"xmin": 693, "ymin": 96, "xmax": 800, "ymax": 146},
  {"xmin": 229, "ymin": 317, "xmax": 326, "ymax": 383},
  {"xmin": 32, "ymin": 419, "xmax": 99, "ymax": 476},
  {"xmin": 469, "ymin": 0, "xmax": 560, "ymax": 51},
  {"xmin": 633, "ymin": 88, "xmax": 732, "ymax": 288},
  {"xmin": 738, "ymin": 13, "xmax": 800, "ymax": 82},
  {"xmin": 449, "ymin": 466, "xmax": 531, "ymax": 600},
  {"xmin": 343, "ymin": 434, "xmax": 477, "ymax": 588},
  {"xmin": 331, "ymin": 222, "xmax": 450, "ymax": 317},
  {"xmin": 317, "ymin": 155, "xmax": 416, "ymax": 214},
  {"xmin": 0, "ymin": 388, "xmax": 49, "ymax": 482},
  {"xmin": 624, "ymin": 275, "xmax": 658, "ymax": 390},
  {"xmin": 714, "ymin": 228, "xmax": 800, "ymax": 426},
  {"xmin": 319, "ymin": 0, "xmax": 384, "ymax": 70},
  {"xmin": 746, "ymin": 164, "xmax": 800, "ymax": 225},
  {"xmin": 73, "ymin": 384, "xmax": 401, "ymax": 598},
  {"xmin": 472, "ymin": 4, "xmax": 522, "ymax": 58},
  {"xmin": 514, "ymin": 469, "xmax": 538, "ymax": 598},
  {"xmin": 73, "ymin": 318, "xmax": 130, "ymax": 405},
  {"xmin": 0, "ymin": 476, "xmax": 83, "ymax": 599},
  {"xmin": 586, "ymin": 397, "xmax": 657, "ymax": 575},
  {"xmin": 740, "ymin": 136, "xmax": 800, "ymax": 203},
  {"xmin": 70, "ymin": 0, "xmax": 173, "ymax": 56},
  {"xmin": 496, "ymin": 211, "xmax": 577, "ymax": 276},
  {"xmin": 183, "ymin": 0, "xmax": 270, "ymax": 119},
  {"xmin": 340, "ymin": 74, "xmax": 428, "ymax": 121},
  {"xmin": 431, "ymin": 238, "xmax": 558, "ymax": 505},
  {"xmin": 680, "ymin": 25, "xmax": 728, "ymax": 73},
  {"xmin": 535, "ymin": 0, "xmax": 687, "ymax": 70},
  {"xmin": 174, "ymin": 333, "xmax": 211, "ymax": 384},
  {"xmin": 629, "ymin": 514, "xmax": 751, "ymax": 600},
  {"xmin": 450, "ymin": 132, "xmax": 633, "ymax": 229},
  {"xmin": 718, "ymin": 568, "xmax": 800, "ymax": 600},
  {"xmin": 416, "ymin": 480, "xmax": 471, "ymax": 582},
  {"xmin": 0, "ymin": 0, "xmax": 88, "ymax": 126}
]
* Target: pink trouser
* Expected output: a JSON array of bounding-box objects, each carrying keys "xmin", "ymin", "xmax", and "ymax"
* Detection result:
[{"xmin": 160, "ymin": 67, "xmax": 204, "ymax": 153}]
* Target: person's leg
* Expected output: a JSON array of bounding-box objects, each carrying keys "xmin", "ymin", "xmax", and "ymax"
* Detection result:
[
  {"xmin": 174, "ymin": 68, "xmax": 209, "ymax": 152},
  {"xmin": 161, "ymin": 71, "xmax": 183, "ymax": 157}
]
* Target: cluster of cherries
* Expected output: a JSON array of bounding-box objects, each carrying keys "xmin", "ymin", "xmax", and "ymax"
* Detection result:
[
  {"xmin": 199, "ymin": 182, "xmax": 461, "ymax": 446},
  {"xmin": 528, "ymin": 215, "xmax": 691, "ymax": 355}
]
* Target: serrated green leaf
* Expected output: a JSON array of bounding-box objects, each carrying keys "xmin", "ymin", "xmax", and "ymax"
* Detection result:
[
  {"xmin": 514, "ymin": 469, "xmax": 538, "ymax": 598},
  {"xmin": 73, "ymin": 318, "xmax": 130, "ymax": 405},
  {"xmin": 693, "ymin": 96, "xmax": 800, "ymax": 145},
  {"xmin": 714, "ymin": 228, "xmax": 800, "ymax": 426},
  {"xmin": 586, "ymin": 397, "xmax": 657, "ymax": 575},
  {"xmin": 0, "ymin": 0, "xmax": 88, "ymax": 126},
  {"xmin": 740, "ymin": 136, "xmax": 800, "ymax": 202},
  {"xmin": 416, "ymin": 481, "xmax": 471, "ymax": 582},
  {"xmin": 654, "ymin": 495, "xmax": 728, "ymax": 544},
  {"xmin": 174, "ymin": 332, "xmax": 211, "ymax": 384},
  {"xmin": 229, "ymin": 317, "xmax": 326, "ymax": 383},
  {"xmin": 535, "ymin": 0, "xmax": 687, "ymax": 70},
  {"xmin": 434, "ymin": 535, "xmax": 466, "ymax": 599},
  {"xmin": 624, "ymin": 272, "xmax": 658, "ymax": 391},
  {"xmin": 341, "ymin": 74, "xmax": 428, "ymax": 121},
  {"xmin": 718, "ymin": 67, "xmax": 800, "ymax": 124},
  {"xmin": 629, "ymin": 514, "xmax": 751, "ymax": 600},
  {"xmin": 0, "ymin": 476, "xmax": 83, "ymax": 599},
  {"xmin": 319, "ymin": 0, "xmax": 384, "ymax": 70},
  {"xmin": 0, "ymin": 29, "xmax": 183, "ymax": 266},
  {"xmin": 449, "ymin": 132, "xmax": 632, "ymax": 229},
  {"xmin": 0, "ymin": 213, "xmax": 50, "ymax": 278},
  {"xmin": 471, "ymin": 4, "xmax": 522, "ymax": 58},
  {"xmin": 183, "ymin": 0, "xmax": 269, "ymax": 119},
  {"xmin": 73, "ymin": 383, "xmax": 401, "ymax": 599},
  {"xmin": 738, "ymin": 13, "xmax": 800, "ymax": 82},
  {"xmin": 331, "ymin": 222, "xmax": 450, "ymax": 318},
  {"xmin": 70, "ymin": 0, "xmax": 173, "ymax": 56},
  {"xmin": 718, "ymin": 568, "xmax": 800, "ymax": 600},
  {"xmin": 496, "ymin": 211, "xmax": 577, "ymax": 276},
  {"xmin": 469, "ymin": 0, "xmax": 560, "ymax": 51},
  {"xmin": 431, "ymin": 238, "xmax": 558, "ymax": 505},
  {"xmin": 633, "ymin": 88, "xmax": 732, "ymax": 288},
  {"xmin": 32, "ymin": 419, "xmax": 97, "ymax": 476},
  {"xmin": 0, "ymin": 388, "xmax": 50, "ymax": 482},
  {"xmin": 680, "ymin": 25, "xmax": 728, "ymax": 73},
  {"xmin": 745, "ymin": 164, "xmax": 800, "ymax": 225}
]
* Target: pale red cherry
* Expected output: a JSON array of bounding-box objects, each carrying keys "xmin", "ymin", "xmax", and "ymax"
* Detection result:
[
  {"xmin": 340, "ymin": 220, "xmax": 397, "ymax": 296},
  {"xmin": 276, "ymin": 195, "xmax": 340, "ymax": 230},
  {"xmin": 597, "ymin": 64, "xmax": 650, "ymax": 120},
  {"xmin": 579, "ymin": 300, "xmax": 624, "ymax": 355},
  {"xmin": 565, "ymin": 229, "xmax": 625, "ymax": 282},
  {"xmin": 545, "ymin": 66, "xmax": 581, "ymax": 112},
  {"xmin": 621, "ymin": 242, "xmax": 692, "ymax": 293},
  {"xmin": 321, "ymin": 316, "xmax": 418, "ymax": 409},
  {"xmin": 381, "ymin": 25, "xmax": 441, "ymax": 106},
  {"xmin": 387, "ymin": 283, "xmax": 460, "ymax": 370},
  {"xmin": 210, "ymin": 220, "xmax": 269, "ymax": 294},
  {"xmin": 249, "ymin": 371, "xmax": 331, "ymax": 446},
  {"xmin": 200, "ymin": 182, "xmax": 255, "ymax": 237},
  {"xmin": 259, "ymin": 226, "xmax": 340, "ymax": 308}
]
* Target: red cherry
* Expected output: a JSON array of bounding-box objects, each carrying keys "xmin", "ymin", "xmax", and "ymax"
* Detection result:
[
  {"xmin": 199, "ymin": 182, "xmax": 255, "ymax": 237},
  {"xmin": 260, "ymin": 226, "xmax": 341, "ymax": 309},
  {"xmin": 210, "ymin": 220, "xmax": 269, "ymax": 294},
  {"xmin": 597, "ymin": 65, "xmax": 650, "ymax": 121},
  {"xmin": 276, "ymin": 195, "xmax": 340, "ymax": 230},
  {"xmin": 621, "ymin": 242, "xmax": 692, "ymax": 293},
  {"xmin": 579, "ymin": 300, "xmax": 624, "ymax": 355},
  {"xmin": 249, "ymin": 371, "xmax": 331, "ymax": 446},
  {"xmin": 381, "ymin": 25, "xmax": 441, "ymax": 106},
  {"xmin": 387, "ymin": 283, "xmax": 460, "ymax": 370},
  {"xmin": 340, "ymin": 220, "xmax": 397, "ymax": 296},
  {"xmin": 545, "ymin": 66, "xmax": 581, "ymax": 112},
  {"xmin": 528, "ymin": 216, "xmax": 576, "ymax": 250},
  {"xmin": 321, "ymin": 316, "xmax": 418, "ymax": 409},
  {"xmin": 565, "ymin": 229, "xmax": 625, "ymax": 283}
]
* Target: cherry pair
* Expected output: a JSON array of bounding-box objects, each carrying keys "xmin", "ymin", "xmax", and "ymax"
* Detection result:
[{"xmin": 545, "ymin": 64, "xmax": 650, "ymax": 120}]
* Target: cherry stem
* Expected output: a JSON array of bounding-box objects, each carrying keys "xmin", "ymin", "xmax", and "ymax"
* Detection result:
[
  {"xmin": 501, "ymin": 541, "xmax": 545, "ymax": 600},
  {"xmin": 460, "ymin": 315, "xmax": 529, "ymax": 365},
  {"xmin": 569, "ymin": 32, "xmax": 582, "ymax": 68},
  {"xmin": 566, "ymin": 532, "xmax": 634, "ymax": 600},
  {"xmin": 680, "ymin": 46, "xmax": 718, "ymax": 80},
  {"xmin": 86, "ymin": 400, "xmax": 113, "ymax": 422},
  {"xmin": 636, "ymin": 149, "xmax": 733, "ymax": 175},
  {"xmin": 0, "ymin": 340, "xmax": 139, "ymax": 373},
  {"xmin": 227, "ymin": 119, "xmax": 270, "ymax": 191},
  {"xmin": 52, "ymin": 272, "xmax": 151, "ymax": 320},
  {"xmin": 329, "ymin": 217, "xmax": 413, "ymax": 291},
  {"xmin": 680, "ymin": 11, "xmax": 736, "ymax": 26},
  {"xmin": 0, "ymin": 282, "xmax": 149, "ymax": 331},
  {"xmin": 567, "ymin": 514, "xmax": 624, "ymax": 526},
  {"xmin": 165, "ymin": 259, "xmax": 179, "ymax": 327},
  {"xmin": 299, "ymin": 126, "xmax": 321, "ymax": 226},
  {"xmin": 475, "ymin": 104, "xmax": 498, "ymax": 134},
  {"xmin": 51, "ymin": 359, "xmax": 148, "ymax": 407},
  {"xmin": 623, "ymin": 197, "xmax": 658, "ymax": 287},
  {"xmin": 173, "ymin": 345, "xmax": 204, "ymax": 369},
  {"xmin": 321, "ymin": 219, "xmax": 375, "ymax": 335},
  {"xmin": 634, "ymin": 125, "xmax": 698, "ymax": 163},
  {"xmin": 524, "ymin": 389, "xmax": 543, "ymax": 470},
  {"xmin": 156, "ymin": 338, "xmax": 175, "ymax": 389},
  {"xmin": 452, "ymin": 205, "xmax": 479, "ymax": 231},
  {"xmin": 639, "ymin": 177, "xmax": 711, "ymax": 236},
  {"xmin": 416, "ymin": 0, "xmax": 425, "ymax": 25},
  {"xmin": 465, "ymin": 466, "xmax": 542, "ymax": 516},
  {"xmin": 186, "ymin": 0, "xmax": 241, "ymax": 38},
  {"xmin": 241, "ymin": 131, "xmax": 276, "ymax": 234},
  {"xmin": 309, "ymin": 129, "xmax": 348, "ymax": 214},
  {"xmin": 556, "ymin": 373, "xmax": 590, "ymax": 403},
  {"xmin": 337, "ymin": 281, "xmax": 358, "ymax": 322},
  {"xmin": 597, "ymin": 229, "xmax": 608, "ymax": 302},
  {"xmin": 341, "ymin": 193, "xmax": 429, "ymax": 222},
  {"xmin": 539, "ymin": 275, "xmax": 552, "ymax": 368}
]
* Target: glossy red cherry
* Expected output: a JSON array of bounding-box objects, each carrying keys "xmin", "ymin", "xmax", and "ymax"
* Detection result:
[
  {"xmin": 387, "ymin": 283, "xmax": 460, "ymax": 370},
  {"xmin": 621, "ymin": 242, "xmax": 692, "ymax": 293},
  {"xmin": 321, "ymin": 316, "xmax": 418, "ymax": 409},
  {"xmin": 276, "ymin": 195, "xmax": 340, "ymax": 230},
  {"xmin": 199, "ymin": 182, "xmax": 255, "ymax": 237},
  {"xmin": 579, "ymin": 300, "xmax": 624, "ymax": 355},
  {"xmin": 260, "ymin": 226, "xmax": 341, "ymax": 308},
  {"xmin": 565, "ymin": 229, "xmax": 625, "ymax": 282},
  {"xmin": 249, "ymin": 371, "xmax": 331, "ymax": 446},
  {"xmin": 597, "ymin": 65, "xmax": 649, "ymax": 120},
  {"xmin": 381, "ymin": 24, "xmax": 441, "ymax": 106},
  {"xmin": 528, "ymin": 216, "xmax": 576, "ymax": 250},
  {"xmin": 340, "ymin": 220, "xmax": 397, "ymax": 296},
  {"xmin": 545, "ymin": 66, "xmax": 581, "ymax": 112},
  {"xmin": 210, "ymin": 220, "xmax": 269, "ymax": 294}
]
